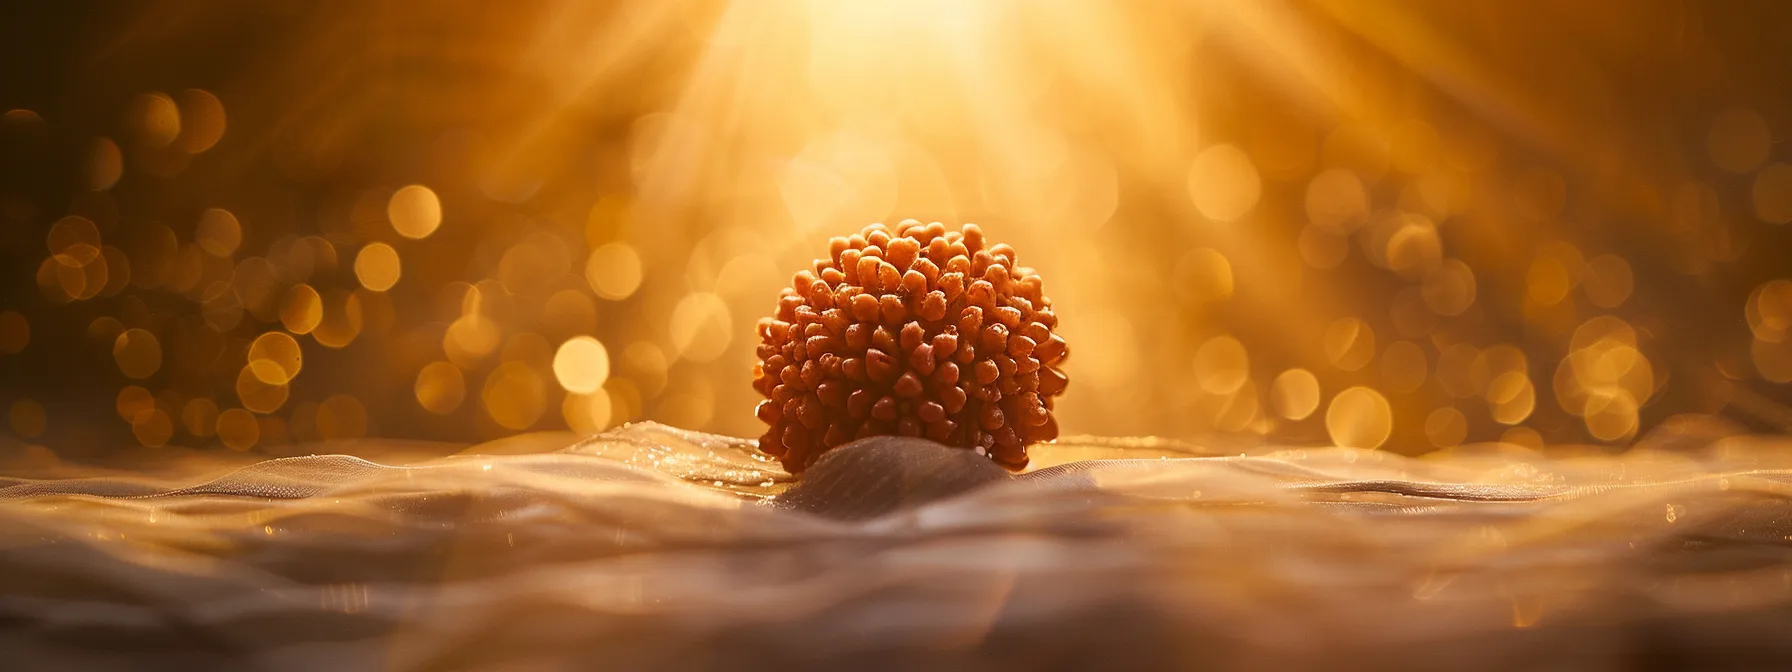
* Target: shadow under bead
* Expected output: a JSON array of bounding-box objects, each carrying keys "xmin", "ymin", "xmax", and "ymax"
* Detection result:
[
  {"xmin": 771, "ymin": 436, "xmax": 1013, "ymax": 520},
  {"xmin": 752, "ymin": 220, "xmax": 1070, "ymax": 475}
]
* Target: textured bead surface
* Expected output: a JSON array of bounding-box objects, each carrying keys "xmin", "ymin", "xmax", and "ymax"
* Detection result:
[{"xmin": 753, "ymin": 221, "xmax": 1068, "ymax": 474}]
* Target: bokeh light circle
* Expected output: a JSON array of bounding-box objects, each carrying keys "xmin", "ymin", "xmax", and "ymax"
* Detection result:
[
  {"xmin": 1187, "ymin": 144, "xmax": 1261, "ymax": 222},
  {"xmin": 585, "ymin": 243, "xmax": 644, "ymax": 300},
  {"xmin": 1193, "ymin": 335, "xmax": 1249, "ymax": 395},
  {"xmin": 1326, "ymin": 387, "xmax": 1393, "ymax": 449},
  {"xmin": 1270, "ymin": 369, "xmax": 1321, "ymax": 421},
  {"xmin": 354, "ymin": 242, "xmax": 402, "ymax": 292},
  {"xmin": 248, "ymin": 332, "xmax": 303, "ymax": 385},
  {"xmin": 415, "ymin": 361, "xmax": 467, "ymax": 415},
  {"xmin": 387, "ymin": 185, "xmax": 443, "ymax": 239},
  {"xmin": 552, "ymin": 336, "xmax": 612, "ymax": 395},
  {"xmin": 112, "ymin": 328, "xmax": 163, "ymax": 379}
]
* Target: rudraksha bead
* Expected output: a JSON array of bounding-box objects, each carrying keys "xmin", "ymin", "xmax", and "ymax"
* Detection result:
[{"xmin": 752, "ymin": 221, "xmax": 1068, "ymax": 474}]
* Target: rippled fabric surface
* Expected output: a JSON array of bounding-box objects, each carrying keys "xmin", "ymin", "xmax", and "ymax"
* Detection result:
[{"xmin": 4, "ymin": 421, "xmax": 1792, "ymax": 670}]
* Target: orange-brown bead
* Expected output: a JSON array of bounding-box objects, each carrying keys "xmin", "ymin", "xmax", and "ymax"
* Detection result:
[{"xmin": 752, "ymin": 220, "xmax": 1069, "ymax": 474}]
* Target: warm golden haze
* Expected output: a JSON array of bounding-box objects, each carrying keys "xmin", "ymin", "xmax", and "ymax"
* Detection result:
[{"xmin": 0, "ymin": 0, "xmax": 1788, "ymax": 461}]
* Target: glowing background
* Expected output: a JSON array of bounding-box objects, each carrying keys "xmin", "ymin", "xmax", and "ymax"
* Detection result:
[{"xmin": 3, "ymin": 0, "xmax": 1792, "ymax": 464}]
